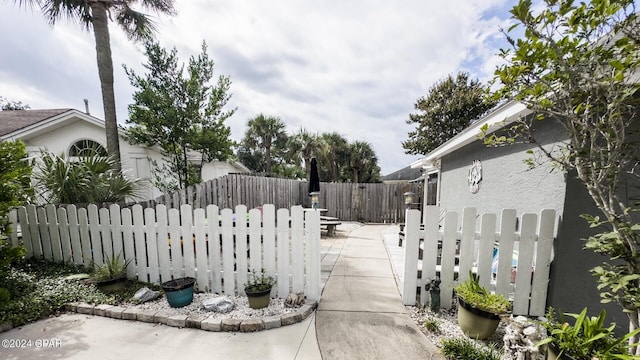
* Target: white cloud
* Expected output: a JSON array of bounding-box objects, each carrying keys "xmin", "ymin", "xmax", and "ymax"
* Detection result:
[{"xmin": 0, "ymin": 0, "xmax": 516, "ymax": 175}]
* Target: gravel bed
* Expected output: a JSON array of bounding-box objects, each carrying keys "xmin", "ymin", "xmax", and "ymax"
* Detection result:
[
  {"xmin": 124, "ymin": 293, "xmax": 295, "ymax": 320},
  {"xmin": 408, "ymin": 305, "xmax": 506, "ymax": 350}
]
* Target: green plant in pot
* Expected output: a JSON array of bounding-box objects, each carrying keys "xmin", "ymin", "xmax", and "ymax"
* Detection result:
[
  {"xmin": 537, "ymin": 307, "xmax": 640, "ymax": 360},
  {"xmin": 454, "ymin": 271, "xmax": 511, "ymax": 340},
  {"xmin": 90, "ymin": 252, "xmax": 131, "ymax": 292},
  {"xmin": 244, "ymin": 269, "xmax": 275, "ymax": 309}
]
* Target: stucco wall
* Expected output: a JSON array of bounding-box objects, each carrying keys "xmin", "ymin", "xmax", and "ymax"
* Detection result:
[{"xmin": 438, "ymin": 118, "xmax": 567, "ymax": 227}]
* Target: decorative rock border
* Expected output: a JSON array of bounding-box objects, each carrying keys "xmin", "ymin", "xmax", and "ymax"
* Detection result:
[{"xmin": 55, "ymin": 300, "xmax": 318, "ymax": 333}]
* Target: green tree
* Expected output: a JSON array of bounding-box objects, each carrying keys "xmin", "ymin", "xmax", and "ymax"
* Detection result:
[
  {"xmin": 317, "ymin": 132, "xmax": 351, "ymax": 182},
  {"xmin": 125, "ymin": 41, "xmax": 236, "ymax": 191},
  {"xmin": 242, "ymin": 114, "xmax": 288, "ymax": 174},
  {"xmin": 286, "ymin": 128, "xmax": 320, "ymax": 180},
  {"xmin": 403, "ymin": 72, "xmax": 496, "ymax": 155},
  {"xmin": 13, "ymin": 0, "xmax": 175, "ymax": 171},
  {"xmin": 33, "ymin": 152, "xmax": 140, "ymax": 204},
  {"xmin": 0, "ymin": 141, "xmax": 32, "ymax": 303},
  {"xmin": 346, "ymin": 141, "xmax": 381, "ymax": 183},
  {"xmin": 491, "ymin": 0, "xmax": 640, "ymax": 348}
]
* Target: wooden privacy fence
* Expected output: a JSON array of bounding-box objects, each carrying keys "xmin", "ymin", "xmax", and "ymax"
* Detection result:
[
  {"xmin": 402, "ymin": 206, "xmax": 556, "ymax": 317},
  {"xmin": 126, "ymin": 174, "xmax": 421, "ymax": 223},
  {"xmin": 8, "ymin": 203, "xmax": 322, "ymax": 301}
]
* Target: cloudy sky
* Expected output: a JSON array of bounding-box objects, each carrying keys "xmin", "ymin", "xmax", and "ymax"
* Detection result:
[{"xmin": 0, "ymin": 0, "xmax": 517, "ymax": 175}]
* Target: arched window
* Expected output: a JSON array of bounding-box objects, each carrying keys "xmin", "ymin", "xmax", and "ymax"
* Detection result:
[{"xmin": 69, "ymin": 139, "xmax": 107, "ymax": 157}]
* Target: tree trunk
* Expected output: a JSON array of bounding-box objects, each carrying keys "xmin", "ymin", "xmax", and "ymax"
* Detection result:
[{"xmin": 90, "ymin": 1, "xmax": 122, "ymax": 172}]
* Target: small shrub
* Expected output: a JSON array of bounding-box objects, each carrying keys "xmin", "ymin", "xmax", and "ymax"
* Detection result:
[
  {"xmin": 440, "ymin": 337, "xmax": 502, "ymax": 360},
  {"xmin": 423, "ymin": 317, "xmax": 441, "ymax": 334},
  {"xmin": 244, "ymin": 269, "xmax": 275, "ymax": 293}
]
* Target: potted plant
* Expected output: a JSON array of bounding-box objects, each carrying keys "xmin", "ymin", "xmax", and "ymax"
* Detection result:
[
  {"xmin": 454, "ymin": 271, "xmax": 511, "ymax": 340},
  {"xmin": 244, "ymin": 269, "xmax": 276, "ymax": 309},
  {"xmin": 161, "ymin": 277, "xmax": 196, "ymax": 308},
  {"xmin": 537, "ymin": 307, "xmax": 640, "ymax": 360},
  {"xmin": 89, "ymin": 252, "xmax": 131, "ymax": 292}
]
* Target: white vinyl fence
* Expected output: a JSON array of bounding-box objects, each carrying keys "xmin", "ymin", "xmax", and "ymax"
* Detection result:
[
  {"xmin": 8, "ymin": 203, "xmax": 322, "ymax": 301},
  {"xmin": 402, "ymin": 206, "xmax": 556, "ymax": 317}
]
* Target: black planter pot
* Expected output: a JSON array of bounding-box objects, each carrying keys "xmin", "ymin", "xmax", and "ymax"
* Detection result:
[
  {"xmin": 161, "ymin": 277, "xmax": 196, "ymax": 308},
  {"xmin": 245, "ymin": 287, "xmax": 272, "ymax": 309},
  {"xmin": 95, "ymin": 276, "xmax": 127, "ymax": 292},
  {"xmin": 456, "ymin": 296, "xmax": 501, "ymax": 340},
  {"xmin": 546, "ymin": 341, "xmax": 579, "ymax": 360}
]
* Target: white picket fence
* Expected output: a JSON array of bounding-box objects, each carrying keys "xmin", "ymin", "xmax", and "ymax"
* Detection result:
[
  {"xmin": 8, "ymin": 203, "xmax": 322, "ymax": 301},
  {"xmin": 402, "ymin": 206, "xmax": 556, "ymax": 317}
]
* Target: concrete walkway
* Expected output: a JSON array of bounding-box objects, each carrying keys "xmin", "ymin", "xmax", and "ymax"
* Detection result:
[{"xmin": 316, "ymin": 225, "xmax": 443, "ymax": 360}]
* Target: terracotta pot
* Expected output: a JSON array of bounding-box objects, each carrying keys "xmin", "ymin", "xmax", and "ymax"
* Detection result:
[{"xmin": 456, "ymin": 296, "xmax": 501, "ymax": 340}]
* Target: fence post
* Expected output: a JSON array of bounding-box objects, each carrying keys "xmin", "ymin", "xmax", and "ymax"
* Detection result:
[
  {"xmin": 402, "ymin": 209, "xmax": 421, "ymax": 305},
  {"xmin": 305, "ymin": 208, "xmax": 321, "ymax": 301}
]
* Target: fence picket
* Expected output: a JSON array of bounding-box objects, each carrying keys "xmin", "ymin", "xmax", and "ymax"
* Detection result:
[
  {"xmin": 421, "ymin": 206, "xmax": 440, "ymax": 306},
  {"xmin": 221, "ymin": 208, "xmax": 235, "ymax": 295},
  {"xmin": 291, "ymin": 206, "xmax": 304, "ymax": 293},
  {"xmin": 235, "ymin": 205, "xmax": 249, "ymax": 295},
  {"xmin": 46, "ymin": 204, "xmax": 63, "ymax": 262},
  {"xmin": 440, "ymin": 211, "xmax": 459, "ymax": 308},
  {"xmin": 248, "ymin": 208, "xmax": 262, "ymax": 273},
  {"xmin": 145, "ymin": 207, "xmax": 160, "ymax": 284},
  {"xmin": 25, "ymin": 205, "xmax": 40, "ymax": 257},
  {"xmin": 513, "ymin": 213, "xmax": 537, "ymax": 315},
  {"xmin": 181, "ymin": 204, "xmax": 196, "ymax": 279},
  {"xmin": 263, "ymin": 204, "xmax": 276, "ymax": 279},
  {"xmin": 277, "ymin": 208, "xmax": 290, "ymax": 298},
  {"xmin": 305, "ymin": 209, "xmax": 321, "ymax": 301},
  {"xmin": 56, "ymin": 207, "xmax": 72, "ymax": 263},
  {"xmin": 99, "ymin": 207, "xmax": 113, "ymax": 260},
  {"xmin": 530, "ymin": 209, "xmax": 556, "ymax": 316},
  {"xmin": 110, "ymin": 204, "xmax": 123, "ymax": 261},
  {"xmin": 496, "ymin": 209, "xmax": 517, "ymax": 298},
  {"xmin": 402, "ymin": 209, "xmax": 421, "ymax": 305},
  {"xmin": 8, "ymin": 209, "xmax": 18, "ymax": 248},
  {"xmin": 194, "ymin": 208, "xmax": 209, "ymax": 292},
  {"xmin": 121, "ymin": 208, "xmax": 136, "ymax": 279},
  {"xmin": 87, "ymin": 205, "xmax": 103, "ymax": 266},
  {"xmin": 66, "ymin": 205, "xmax": 82, "ymax": 265},
  {"xmin": 132, "ymin": 205, "xmax": 147, "ymax": 282},
  {"xmin": 155, "ymin": 205, "xmax": 171, "ymax": 284},
  {"xmin": 207, "ymin": 205, "xmax": 222, "ymax": 293},
  {"xmin": 478, "ymin": 213, "xmax": 497, "ymax": 290},
  {"xmin": 78, "ymin": 208, "xmax": 92, "ymax": 266},
  {"xmin": 457, "ymin": 207, "xmax": 477, "ymax": 283},
  {"xmin": 168, "ymin": 207, "xmax": 183, "ymax": 279},
  {"xmin": 17, "ymin": 207, "xmax": 32, "ymax": 257},
  {"xmin": 37, "ymin": 207, "xmax": 51, "ymax": 260}
]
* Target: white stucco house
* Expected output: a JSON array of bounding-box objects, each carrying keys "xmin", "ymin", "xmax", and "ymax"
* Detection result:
[{"xmin": 0, "ymin": 108, "xmax": 249, "ymax": 201}]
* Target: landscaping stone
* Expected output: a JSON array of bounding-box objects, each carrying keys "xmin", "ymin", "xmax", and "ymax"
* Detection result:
[
  {"xmin": 221, "ymin": 318, "xmax": 242, "ymax": 331},
  {"xmin": 263, "ymin": 315, "xmax": 282, "ymax": 330},
  {"xmin": 137, "ymin": 309, "xmax": 158, "ymax": 323},
  {"xmin": 186, "ymin": 314, "xmax": 208, "ymax": 329},
  {"xmin": 201, "ymin": 296, "xmax": 235, "ymax": 313},
  {"xmin": 76, "ymin": 303, "xmax": 95, "ymax": 315},
  {"xmin": 154, "ymin": 310, "xmax": 172, "ymax": 324},
  {"xmin": 166, "ymin": 315, "xmax": 188, "ymax": 328},
  {"xmin": 122, "ymin": 308, "xmax": 140, "ymax": 320},
  {"xmin": 281, "ymin": 312, "xmax": 302, "ymax": 326},
  {"xmin": 200, "ymin": 317, "xmax": 222, "ymax": 332},
  {"xmin": 93, "ymin": 304, "xmax": 112, "ymax": 317},
  {"xmin": 64, "ymin": 302, "xmax": 79, "ymax": 312},
  {"xmin": 105, "ymin": 306, "xmax": 126, "ymax": 319},
  {"xmin": 300, "ymin": 304, "xmax": 314, "ymax": 318},
  {"xmin": 240, "ymin": 318, "xmax": 264, "ymax": 332},
  {"xmin": 132, "ymin": 287, "xmax": 161, "ymax": 303}
]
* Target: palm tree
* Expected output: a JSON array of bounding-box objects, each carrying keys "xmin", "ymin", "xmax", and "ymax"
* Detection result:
[
  {"xmin": 286, "ymin": 128, "xmax": 320, "ymax": 180},
  {"xmin": 347, "ymin": 141, "xmax": 379, "ymax": 183},
  {"xmin": 13, "ymin": 0, "xmax": 175, "ymax": 171},
  {"xmin": 33, "ymin": 151, "xmax": 141, "ymax": 204},
  {"xmin": 318, "ymin": 132, "xmax": 350, "ymax": 182},
  {"xmin": 244, "ymin": 114, "xmax": 288, "ymax": 174}
]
